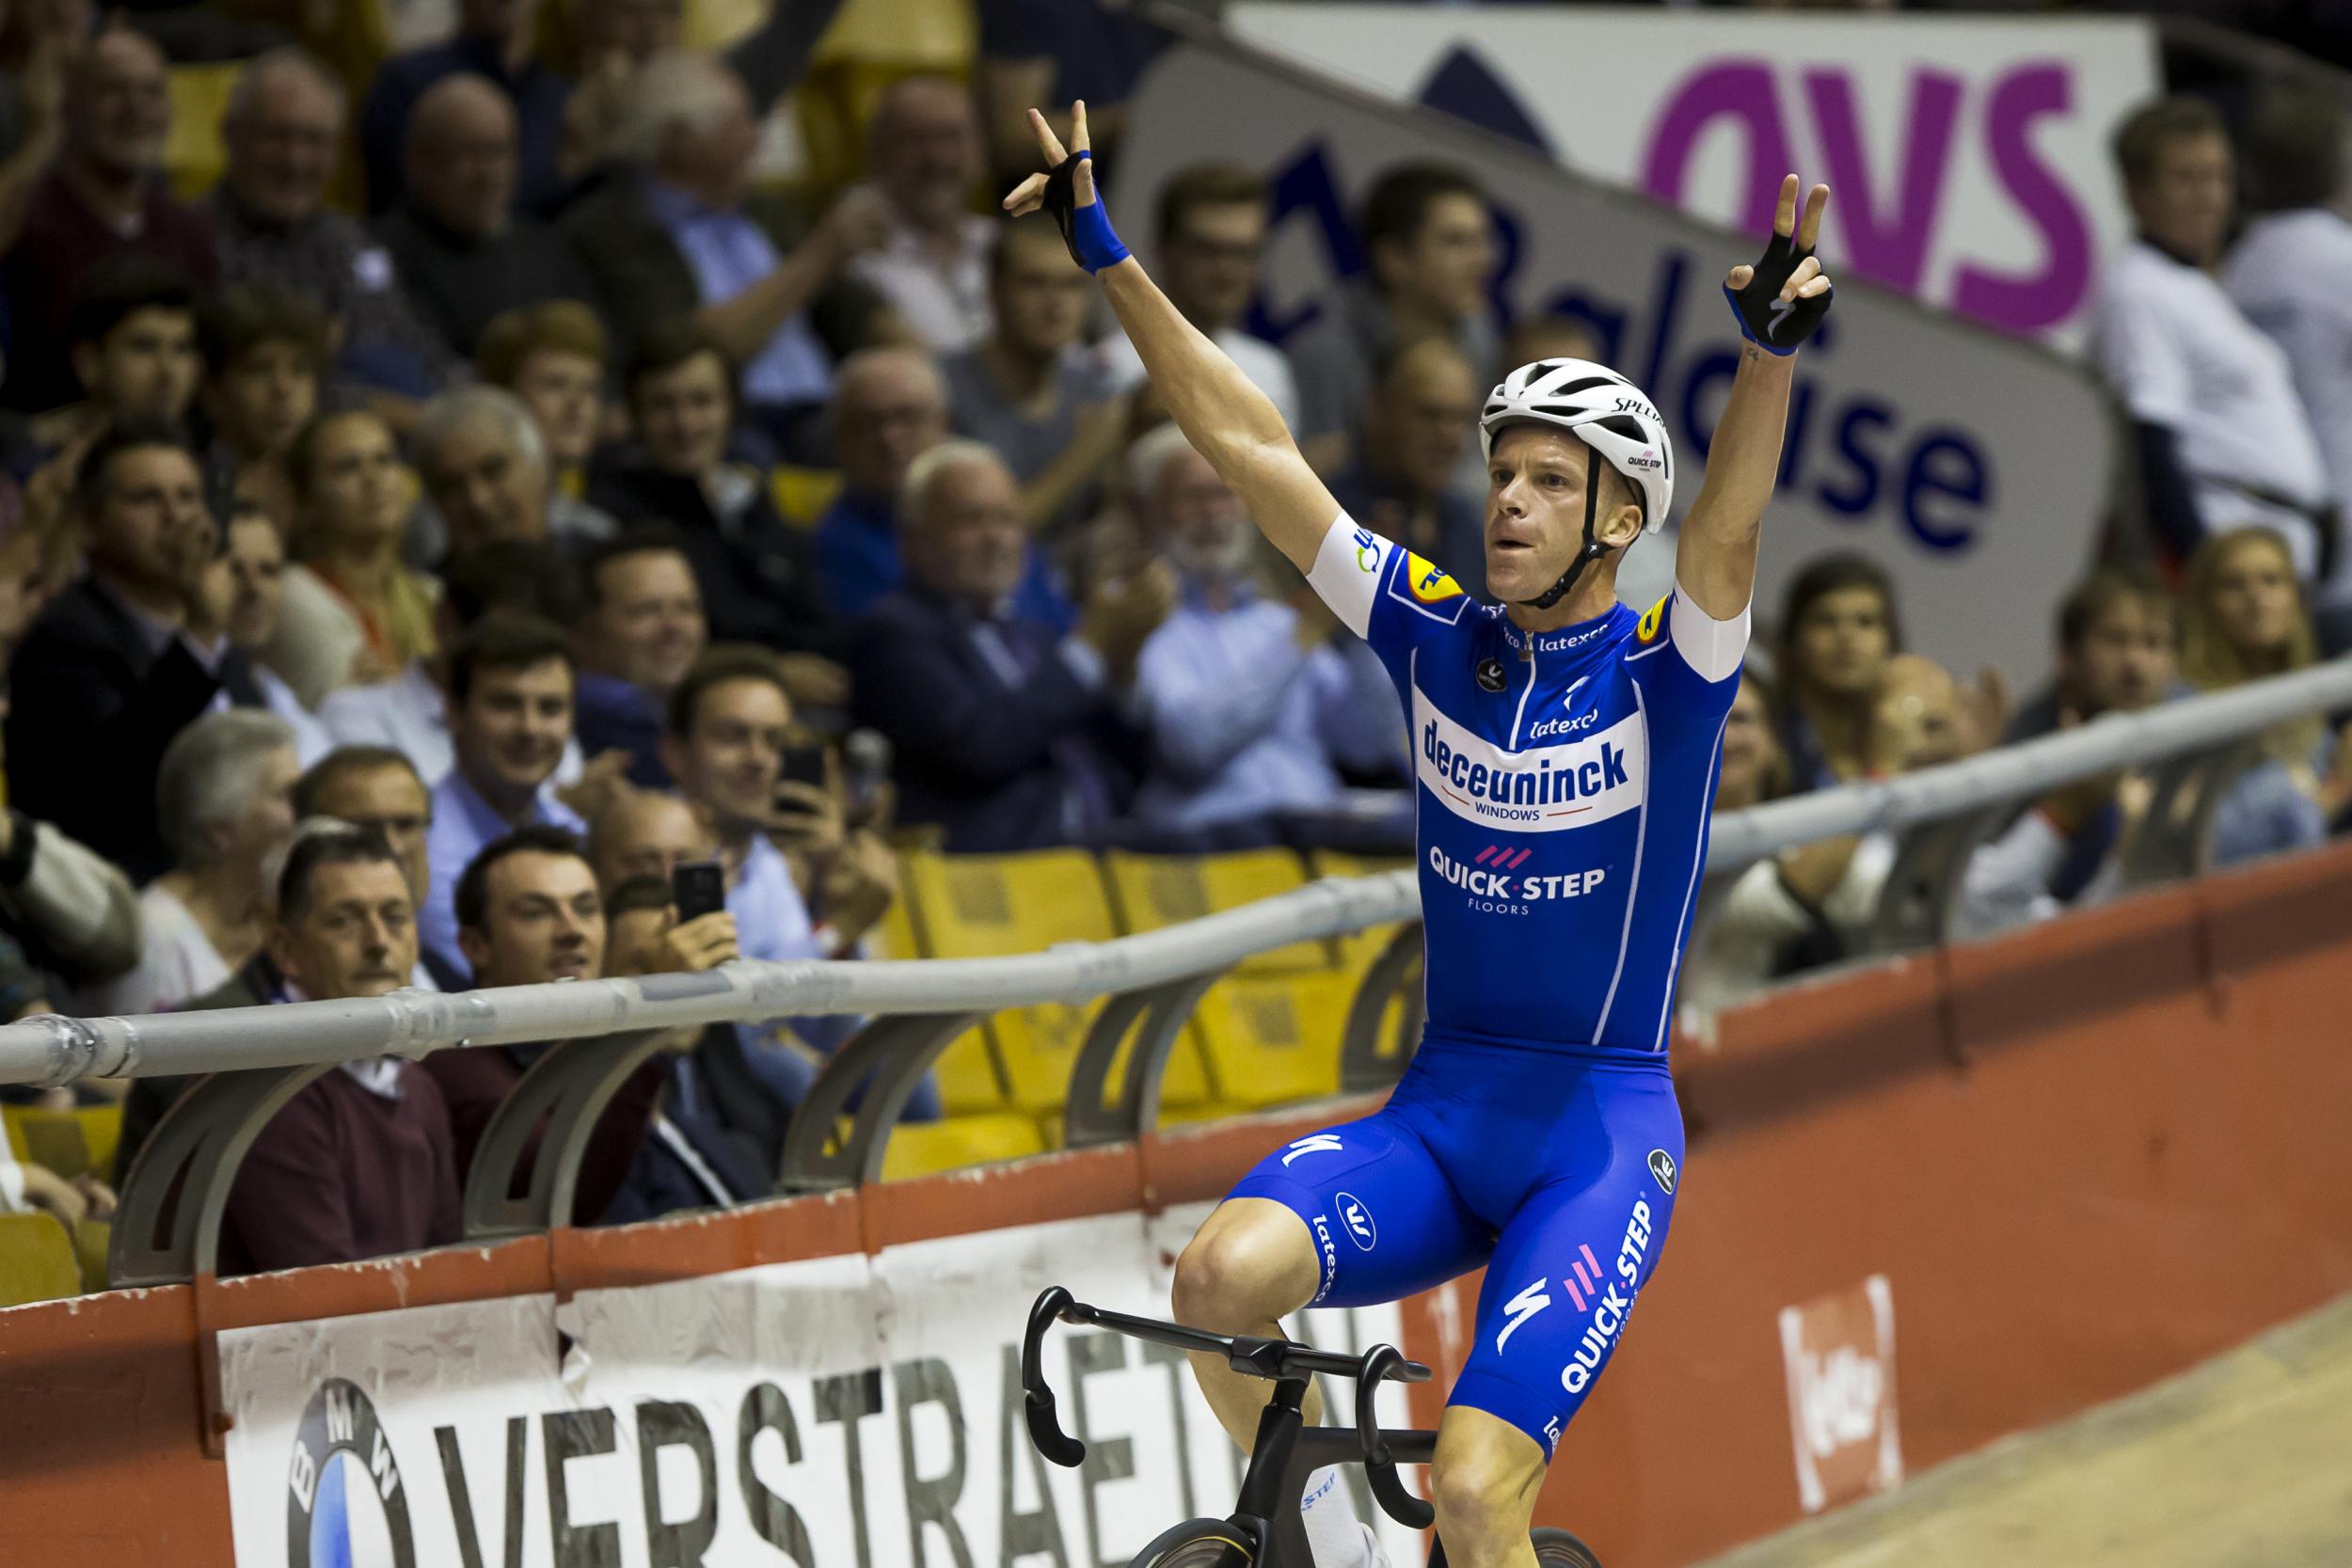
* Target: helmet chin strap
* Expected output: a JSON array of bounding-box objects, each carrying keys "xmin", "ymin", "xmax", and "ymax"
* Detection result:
[{"xmin": 1517, "ymin": 463, "xmax": 1617, "ymax": 612}]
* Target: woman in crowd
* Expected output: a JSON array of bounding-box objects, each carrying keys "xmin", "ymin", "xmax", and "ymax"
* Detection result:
[
  {"xmin": 269, "ymin": 409, "xmax": 439, "ymax": 706},
  {"xmin": 1774, "ymin": 552, "xmax": 1901, "ymax": 791},
  {"xmin": 95, "ymin": 712, "xmax": 299, "ymax": 1015},
  {"xmin": 2182, "ymin": 526, "xmax": 2347, "ymax": 834}
]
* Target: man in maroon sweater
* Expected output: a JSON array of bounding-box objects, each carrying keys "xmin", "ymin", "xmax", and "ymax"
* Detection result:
[
  {"xmin": 426, "ymin": 824, "xmax": 658, "ymax": 1222},
  {"xmin": 221, "ymin": 825, "xmax": 463, "ymax": 1275}
]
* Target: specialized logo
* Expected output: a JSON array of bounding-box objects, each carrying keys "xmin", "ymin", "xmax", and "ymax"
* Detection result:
[
  {"xmin": 1475, "ymin": 657, "xmax": 1507, "ymax": 693},
  {"xmin": 1334, "ymin": 1191, "xmax": 1377, "ymax": 1251},
  {"xmin": 1412, "ymin": 688, "xmax": 1645, "ymax": 833},
  {"xmin": 1428, "ymin": 846, "xmax": 1606, "ymax": 911},
  {"xmin": 1495, "ymin": 1276, "xmax": 1551, "ymax": 1354},
  {"xmin": 1403, "ymin": 551, "xmax": 1464, "ymax": 605},
  {"xmin": 1635, "ymin": 596, "xmax": 1668, "ymax": 645},
  {"xmin": 287, "ymin": 1378, "xmax": 416, "ymax": 1568},
  {"xmin": 1768, "ymin": 297, "xmax": 1797, "ymax": 340},
  {"xmin": 1311, "ymin": 1214, "xmax": 1339, "ymax": 1303},
  {"xmin": 1561, "ymin": 1198, "xmax": 1655, "ymax": 1396},
  {"xmin": 1648, "ymin": 1148, "xmax": 1678, "ymax": 1196},
  {"xmin": 1613, "ymin": 395, "xmax": 1659, "ymax": 422},
  {"xmin": 1282, "ymin": 1132, "xmax": 1343, "ymax": 1166}
]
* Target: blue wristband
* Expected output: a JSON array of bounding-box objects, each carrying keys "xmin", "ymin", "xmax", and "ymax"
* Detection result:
[{"xmin": 1044, "ymin": 152, "xmax": 1130, "ymax": 274}]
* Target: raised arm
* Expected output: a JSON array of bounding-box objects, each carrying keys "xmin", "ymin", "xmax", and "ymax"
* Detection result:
[
  {"xmin": 1677, "ymin": 176, "xmax": 1836, "ymax": 620},
  {"xmin": 1003, "ymin": 103, "xmax": 1341, "ymax": 574}
]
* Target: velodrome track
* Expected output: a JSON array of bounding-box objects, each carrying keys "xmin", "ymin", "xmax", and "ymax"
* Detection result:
[{"xmin": 1697, "ymin": 1292, "xmax": 2352, "ymax": 1568}]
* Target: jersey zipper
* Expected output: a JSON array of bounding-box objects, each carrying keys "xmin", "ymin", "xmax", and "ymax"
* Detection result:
[{"xmin": 1507, "ymin": 638, "xmax": 1540, "ymax": 750}]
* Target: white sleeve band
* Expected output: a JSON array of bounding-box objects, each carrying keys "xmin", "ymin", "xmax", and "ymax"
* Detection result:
[
  {"xmin": 1668, "ymin": 579, "xmax": 1751, "ymax": 683},
  {"xmin": 1305, "ymin": 515, "xmax": 1382, "ymax": 640}
]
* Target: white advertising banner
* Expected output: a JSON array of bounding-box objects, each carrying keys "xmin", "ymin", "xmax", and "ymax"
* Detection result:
[
  {"xmin": 220, "ymin": 1209, "xmax": 1423, "ymax": 1568},
  {"xmin": 1114, "ymin": 40, "xmax": 2118, "ymax": 689},
  {"xmin": 1228, "ymin": 6, "xmax": 2160, "ymax": 346}
]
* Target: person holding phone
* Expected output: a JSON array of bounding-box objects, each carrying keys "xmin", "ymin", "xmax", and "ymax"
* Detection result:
[{"xmin": 657, "ymin": 644, "xmax": 931, "ymax": 1117}]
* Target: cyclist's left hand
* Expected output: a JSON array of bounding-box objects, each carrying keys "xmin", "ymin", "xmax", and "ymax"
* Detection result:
[{"xmin": 1724, "ymin": 175, "xmax": 1834, "ymax": 354}]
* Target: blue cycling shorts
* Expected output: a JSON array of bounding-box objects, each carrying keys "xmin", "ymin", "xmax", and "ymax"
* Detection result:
[{"xmin": 1227, "ymin": 1028, "xmax": 1683, "ymax": 1460}]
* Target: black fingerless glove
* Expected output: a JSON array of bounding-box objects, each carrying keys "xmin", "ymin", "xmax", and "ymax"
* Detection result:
[{"xmin": 1724, "ymin": 229, "xmax": 1832, "ymax": 355}]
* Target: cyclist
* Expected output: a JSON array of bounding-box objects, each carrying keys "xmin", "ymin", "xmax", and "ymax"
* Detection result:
[{"xmin": 1005, "ymin": 104, "xmax": 1834, "ymax": 1568}]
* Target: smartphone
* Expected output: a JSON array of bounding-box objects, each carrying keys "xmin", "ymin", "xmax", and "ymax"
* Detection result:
[
  {"xmin": 777, "ymin": 742, "xmax": 830, "ymax": 792},
  {"xmin": 671, "ymin": 860, "xmax": 726, "ymax": 923}
]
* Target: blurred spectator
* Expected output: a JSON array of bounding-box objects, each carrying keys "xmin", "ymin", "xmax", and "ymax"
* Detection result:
[
  {"xmin": 2005, "ymin": 567, "xmax": 2179, "ymax": 742},
  {"xmin": 215, "ymin": 825, "xmax": 462, "ymax": 1275},
  {"xmin": 1501, "ymin": 312, "xmax": 1601, "ymax": 372},
  {"xmin": 814, "ymin": 345, "xmax": 1067, "ymax": 627},
  {"xmin": 0, "ymin": 0, "xmax": 65, "ymax": 260},
  {"xmin": 559, "ymin": 51, "xmax": 888, "ymax": 458},
  {"xmin": 1711, "ymin": 670, "xmax": 1789, "ymax": 814},
  {"xmin": 270, "ymin": 409, "xmax": 437, "ymax": 705},
  {"xmin": 293, "ymin": 746, "xmax": 437, "ymax": 986},
  {"xmin": 317, "ymin": 538, "xmax": 585, "ymax": 788},
  {"xmin": 1287, "ymin": 164, "xmax": 1498, "ymax": 473},
  {"xmin": 212, "ymin": 50, "xmax": 453, "ymax": 399},
  {"xmin": 589, "ymin": 321, "xmax": 842, "ymax": 667},
  {"xmin": 848, "ymin": 75, "xmax": 992, "ymax": 354},
  {"xmin": 95, "ymin": 710, "xmax": 298, "ymax": 1015},
  {"xmin": 432, "ymin": 824, "xmax": 661, "ymax": 1218},
  {"xmin": 586, "ymin": 785, "xmax": 709, "ymax": 894},
  {"xmin": 2091, "ymin": 97, "xmax": 2328, "ymax": 579},
  {"xmin": 1326, "ymin": 336, "xmax": 1486, "ymax": 590},
  {"xmin": 418, "ymin": 612, "xmax": 585, "ymax": 977},
  {"xmin": 2, "ymin": 24, "xmax": 217, "ymax": 416},
  {"xmin": 477, "ymin": 300, "xmax": 612, "ymax": 537},
  {"xmin": 414, "ymin": 384, "xmax": 612, "ymax": 563},
  {"xmin": 196, "ymin": 284, "xmax": 326, "ymax": 529},
  {"xmin": 974, "ymin": 0, "xmax": 1164, "ymax": 183},
  {"xmin": 1098, "ymin": 163, "xmax": 1298, "ymax": 428},
  {"xmin": 942, "ymin": 216, "xmax": 1123, "ymax": 535},
  {"xmin": 2182, "ymin": 527, "xmax": 2346, "ymax": 829},
  {"xmin": 849, "ymin": 441, "xmax": 1166, "ymax": 851},
  {"xmin": 4, "ymin": 424, "xmax": 242, "ymax": 880},
  {"xmin": 1773, "ymin": 553, "xmax": 1899, "ymax": 791},
  {"xmin": 599, "ymin": 873, "xmax": 779, "ymax": 1219},
  {"xmin": 659, "ymin": 644, "xmax": 923, "ymax": 1115},
  {"xmin": 362, "ymin": 0, "xmax": 569, "ymax": 218},
  {"xmin": 574, "ymin": 527, "xmax": 705, "ymax": 787},
  {"xmin": 217, "ymin": 503, "xmax": 333, "ymax": 765},
  {"xmin": 2224, "ymin": 83, "xmax": 2352, "ymax": 648},
  {"xmin": 1124, "ymin": 424, "xmax": 1398, "ymax": 838},
  {"xmin": 21, "ymin": 262, "xmax": 199, "ymax": 472},
  {"xmin": 375, "ymin": 73, "xmax": 595, "ymax": 359}
]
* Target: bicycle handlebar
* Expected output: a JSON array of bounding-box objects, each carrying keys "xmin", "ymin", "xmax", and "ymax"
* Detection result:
[{"xmin": 1020, "ymin": 1287, "xmax": 1437, "ymax": 1529}]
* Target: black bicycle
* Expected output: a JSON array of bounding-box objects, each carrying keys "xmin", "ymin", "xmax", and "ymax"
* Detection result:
[{"xmin": 1021, "ymin": 1287, "xmax": 1605, "ymax": 1568}]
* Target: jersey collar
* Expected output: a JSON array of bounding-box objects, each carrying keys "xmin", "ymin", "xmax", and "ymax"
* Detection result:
[{"xmin": 1498, "ymin": 601, "xmax": 1631, "ymax": 658}]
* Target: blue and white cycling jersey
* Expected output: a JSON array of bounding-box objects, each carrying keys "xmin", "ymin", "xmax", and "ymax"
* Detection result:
[{"xmin": 1303, "ymin": 515, "xmax": 1750, "ymax": 1057}]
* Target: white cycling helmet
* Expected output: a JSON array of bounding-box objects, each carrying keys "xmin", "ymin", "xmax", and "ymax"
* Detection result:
[{"xmin": 1479, "ymin": 357, "xmax": 1675, "ymax": 531}]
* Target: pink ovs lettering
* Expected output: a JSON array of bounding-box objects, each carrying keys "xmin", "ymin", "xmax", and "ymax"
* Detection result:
[{"xmin": 1640, "ymin": 61, "xmax": 2091, "ymax": 338}]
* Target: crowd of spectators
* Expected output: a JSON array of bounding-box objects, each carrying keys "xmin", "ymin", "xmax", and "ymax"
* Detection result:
[{"xmin": 0, "ymin": 2, "xmax": 2344, "ymax": 1280}]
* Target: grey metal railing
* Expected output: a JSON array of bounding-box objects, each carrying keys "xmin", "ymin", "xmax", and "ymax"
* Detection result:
[{"xmin": 10, "ymin": 659, "xmax": 2345, "ymax": 1287}]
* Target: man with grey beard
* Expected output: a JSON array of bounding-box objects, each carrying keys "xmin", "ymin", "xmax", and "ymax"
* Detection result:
[{"xmin": 1124, "ymin": 423, "xmax": 1404, "ymax": 841}]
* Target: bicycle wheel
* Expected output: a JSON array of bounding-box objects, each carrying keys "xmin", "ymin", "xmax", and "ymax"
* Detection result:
[
  {"xmin": 1530, "ymin": 1526, "xmax": 1604, "ymax": 1568},
  {"xmin": 1129, "ymin": 1518, "xmax": 1257, "ymax": 1568}
]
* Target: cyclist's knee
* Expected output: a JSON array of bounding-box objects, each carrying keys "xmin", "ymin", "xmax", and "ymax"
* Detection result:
[
  {"xmin": 1429, "ymin": 1418, "xmax": 1542, "ymax": 1556},
  {"xmin": 1171, "ymin": 1200, "xmax": 1316, "ymax": 1327}
]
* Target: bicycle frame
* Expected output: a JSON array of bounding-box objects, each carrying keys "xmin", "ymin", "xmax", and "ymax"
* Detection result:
[{"xmin": 1021, "ymin": 1288, "xmax": 1439, "ymax": 1568}]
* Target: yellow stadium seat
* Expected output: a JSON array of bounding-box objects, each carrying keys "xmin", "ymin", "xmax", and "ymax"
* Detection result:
[
  {"xmin": 879, "ymin": 1112, "xmax": 1044, "ymax": 1181},
  {"xmin": 1191, "ymin": 971, "xmax": 1357, "ymax": 1108},
  {"xmin": 1, "ymin": 1102, "xmax": 119, "ymax": 1180},
  {"xmin": 901, "ymin": 848, "xmax": 1216, "ymax": 1119},
  {"xmin": 1104, "ymin": 849, "xmax": 1331, "ymax": 974},
  {"xmin": 73, "ymin": 1219, "xmax": 108, "ymax": 1294},
  {"xmin": 771, "ymin": 466, "xmax": 843, "ymax": 527},
  {"xmin": 0, "ymin": 1212, "xmax": 81, "ymax": 1307},
  {"xmin": 163, "ymin": 64, "xmax": 240, "ymax": 200},
  {"xmin": 870, "ymin": 864, "xmax": 1007, "ymax": 1115}
]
